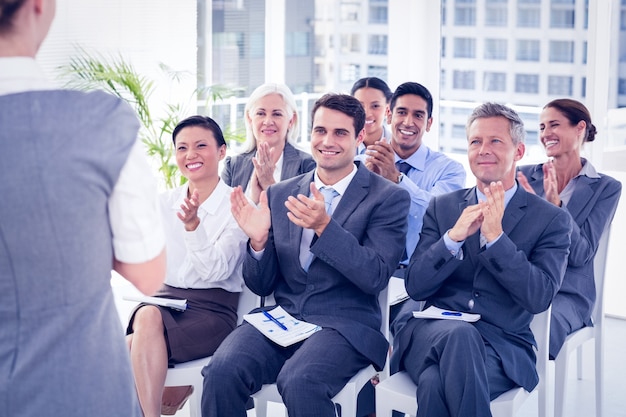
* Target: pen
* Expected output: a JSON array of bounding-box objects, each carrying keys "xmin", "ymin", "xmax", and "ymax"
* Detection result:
[
  {"xmin": 263, "ymin": 310, "xmax": 288, "ymax": 331},
  {"xmin": 442, "ymin": 311, "xmax": 462, "ymax": 316}
]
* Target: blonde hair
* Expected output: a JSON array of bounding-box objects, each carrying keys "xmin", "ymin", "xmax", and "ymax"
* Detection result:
[{"xmin": 243, "ymin": 83, "xmax": 300, "ymax": 152}]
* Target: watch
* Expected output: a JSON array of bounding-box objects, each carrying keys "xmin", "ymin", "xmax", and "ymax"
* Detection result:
[{"xmin": 397, "ymin": 173, "xmax": 404, "ymax": 184}]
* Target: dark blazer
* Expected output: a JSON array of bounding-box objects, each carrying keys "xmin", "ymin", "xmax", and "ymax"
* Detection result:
[
  {"xmin": 243, "ymin": 164, "xmax": 410, "ymax": 371},
  {"xmin": 393, "ymin": 185, "xmax": 572, "ymax": 391},
  {"xmin": 518, "ymin": 163, "xmax": 621, "ymax": 346},
  {"xmin": 221, "ymin": 142, "xmax": 316, "ymax": 189}
]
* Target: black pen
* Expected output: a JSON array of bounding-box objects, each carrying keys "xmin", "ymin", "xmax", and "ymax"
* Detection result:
[{"xmin": 263, "ymin": 310, "xmax": 288, "ymax": 331}]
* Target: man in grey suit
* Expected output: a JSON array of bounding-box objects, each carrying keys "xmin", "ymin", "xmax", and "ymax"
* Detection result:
[
  {"xmin": 391, "ymin": 102, "xmax": 572, "ymax": 417},
  {"xmin": 202, "ymin": 93, "xmax": 410, "ymax": 417}
]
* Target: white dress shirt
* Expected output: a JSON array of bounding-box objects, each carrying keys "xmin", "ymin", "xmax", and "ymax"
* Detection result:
[{"xmin": 160, "ymin": 180, "xmax": 248, "ymax": 291}]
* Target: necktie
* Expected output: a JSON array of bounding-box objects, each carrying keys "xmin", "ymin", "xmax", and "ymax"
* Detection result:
[
  {"xmin": 302, "ymin": 187, "xmax": 339, "ymax": 271},
  {"xmin": 320, "ymin": 187, "xmax": 339, "ymax": 215},
  {"xmin": 396, "ymin": 161, "xmax": 412, "ymax": 175}
]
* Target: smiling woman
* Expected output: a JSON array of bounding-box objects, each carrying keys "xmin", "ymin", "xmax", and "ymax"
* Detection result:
[
  {"xmin": 221, "ymin": 83, "xmax": 316, "ymax": 204},
  {"xmin": 125, "ymin": 115, "xmax": 249, "ymax": 417}
]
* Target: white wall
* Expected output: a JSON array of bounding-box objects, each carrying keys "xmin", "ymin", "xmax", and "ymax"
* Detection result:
[{"xmin": 38, "ymin": 0, "xmax": 198, "ymax": 118}]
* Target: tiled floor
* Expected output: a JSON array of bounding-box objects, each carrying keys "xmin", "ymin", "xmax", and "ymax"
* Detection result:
[{"xmin": 163, "ymin": 315, "xmax": 626, "ymax": 417}]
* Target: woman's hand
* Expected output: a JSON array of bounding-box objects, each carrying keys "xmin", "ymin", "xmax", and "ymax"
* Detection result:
[
  {"xmin": 177, "ymin": 189, "xmax": 201, "ymax": 231},
  {"xmin": 252, "ymin": 141, "xmax": 277, "ymax": 190}
]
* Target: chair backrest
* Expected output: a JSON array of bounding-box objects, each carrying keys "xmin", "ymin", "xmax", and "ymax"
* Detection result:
[
  {"xmin": 590, "ymin": 223, "xmax": 612, "ymax": 329},
  {"xmin": 530, "ymin": 306, "xmax": 551, "ymax": 393},
  {"xmin": 237, "ymin": 285, "xmax": 260, "ymax": 325}
]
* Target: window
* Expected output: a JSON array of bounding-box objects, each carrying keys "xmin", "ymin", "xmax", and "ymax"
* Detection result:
[
  {"xmin": 455, "ymin": 0, "xmax": 476, "ymax": 26},
  {"xmin": 368, "ymin": 34, "xmax": 388, "ymax": 55},
  {"xmin": 548, "ymin": 75, "xmax": 573, "ymax": 95},
  {"xmin": 340, "ymin": 3, "xmax": 359, "ymax": 22},
  {"xmin": 454, "ymin": 37, "xmax": 476, "ymax": 58},
  {"xmin": 249, "ymin": 32, "xmax": 264, "ymax": 59},
  {"xmin": 485, "ymin": 0, "xmax": 507, "ymax": 27},
  {"xmin": 484, "ymin": 72, "xmax": 506, "ymax": 91},
  {"xmin": 369, "ymin": 1, "xmax": 388, "ymax": 24},
  {"xmin": 452, "ymin": 124, "xmax": 467, "ymax": 138},
  {"xmin": 340, "ymin": 34, "xmax": 361, "ymax": 53},
  {"xmin": 517, "ymin": 4, "xmax": 540, "ymax": 28},
  {"xmin": 549, "ymin": 40, "xmax": 574, "ymax": 63},
  {"xmin": 340, "ymin": 63, "xmax": 360, "ymax": 82},
  {"xmin": 368, "ymin": 65, "xmax": 387, "ymax": 79},
  {"xmin": 484, "ymin": 38, "xmax": 507, "ymax": 60},
  {"xmin": 453, "ymin": 70, "xmax": 475, "ymax": 89},
  {"xmin": 515, "ymin": 73, "xmax": 539, "ymax": 93},
  {"xmin": 516, "ymin": 39, "xmax": 540, "ymax": 61},
  {"xmin": 550, "ymin": 0, "xmax": 575, "ymax": 28},
  {"xmin": 582, "ymin": 41, "xmax": 587, "ymax": 64},
  {"xmin": 617, "ymin": 78, "xmax": 626, "ymax": 96},
  {"xmin": 286, "ymin": 32, "xmax": 310, "ymax": 57}
]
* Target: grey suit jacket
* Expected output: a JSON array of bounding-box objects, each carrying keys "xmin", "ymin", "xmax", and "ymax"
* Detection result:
[
  {"xmin": 221, "ymin": 142, "xmax": 316, "ymax": 189},
  {"xmin": 243, "ymin": 164, "xmax": 410, "ymax": 371},
  {"xmin": 392, "ymin": 185, "xmax": 572, "ymax": 391},
  {"xmin": 518, "ymin": 163, "xmax": 621, "ymax": 327}
]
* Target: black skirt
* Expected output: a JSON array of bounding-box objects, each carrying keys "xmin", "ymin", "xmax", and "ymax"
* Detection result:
[{"xmin": 127, "ymin": 284, "xmax": 239, "ymax": 364}]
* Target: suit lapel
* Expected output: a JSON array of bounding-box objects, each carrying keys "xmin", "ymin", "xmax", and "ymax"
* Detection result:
[
  {"xmin": 461, "ymin": 189, "xmax": 481, "ymax": 269},
  {"xmin": 502, "ymin": 186, "xmax": 527, "ymax": 236},
  {"xmin": 564, "ymin": 175, "xmax": 596, "ymax": 223},
  {"xmin": 331, "ymin": 165, "xmax": 369, "ymax": 226},
  {"xmin": 280, "ymin": 143, "xmax": 299, "ymax": 180},
  {"xmin": 289, "ymin": 171, "xmax": 315, "ymax": 244}
]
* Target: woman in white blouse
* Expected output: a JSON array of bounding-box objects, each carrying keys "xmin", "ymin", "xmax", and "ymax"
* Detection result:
[{"xmin": 126, "ymin": 116, "xmax": 248, "ymax": 417}]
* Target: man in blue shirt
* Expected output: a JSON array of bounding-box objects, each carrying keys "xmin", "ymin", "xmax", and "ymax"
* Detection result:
[{"xmin": 364, "ymin": 82, "xmax": 466, "ymax": 273}]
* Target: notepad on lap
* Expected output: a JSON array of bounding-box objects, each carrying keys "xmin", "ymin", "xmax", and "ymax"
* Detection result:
[
  {"xmin": 122, "ymin": 294, "xmax": 187, "ymax": 312},
  {"xmin": 244, "ymin": 306, "xmax": 321, "ymax": 347},
  {"xmin": 413, "ymin": 306, "xmax": 480, "ymax": 322}
]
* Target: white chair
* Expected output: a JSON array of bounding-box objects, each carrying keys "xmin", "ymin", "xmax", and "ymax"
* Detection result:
[
  {"xmin": 162, "ymin": 286, "xmax": 259, "ymax": 417},
  {"xmin": 375, "ymin": 307, "xmax": 551, "ymax": 417},
  {"xmin": 553, "ymin": 224, "xmax": 612, "ymax": 417},
  {"xmin": 252, "ymin": 286, "xmax": 390, "ymax": 417}
]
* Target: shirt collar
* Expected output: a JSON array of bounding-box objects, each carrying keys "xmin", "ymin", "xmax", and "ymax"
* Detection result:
[
  {"xmin": 0, "ymin": 57, "xmax": 56, "ymax": 95},
  {"xmin": 394, "ymin": 143, "xmax": 429, "ymax": 172},
  {"xmin": 476, "ymin": 182, "xmax": 518, "ymax": 207},
  {"xmin": 578, "ymin": 158, "xmax": 600, "ymax": 179},
  {"xmin": 313, "ymin": 164, "xmax": 358, "ymax": 196}
]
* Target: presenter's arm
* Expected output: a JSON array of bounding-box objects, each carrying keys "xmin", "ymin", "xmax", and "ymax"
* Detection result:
[{"xmin": 114, "ymin": 249, "xmax": 166, "ymax": 295}]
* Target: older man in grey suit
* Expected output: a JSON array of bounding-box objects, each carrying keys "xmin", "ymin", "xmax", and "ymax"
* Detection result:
[
  {"xmin": 201, "ymin": 93, "xmax": 410, "ymax": 417},
  {"xmin": 391, "ymin": 102, "xmax": 572, "ymax": 417}
]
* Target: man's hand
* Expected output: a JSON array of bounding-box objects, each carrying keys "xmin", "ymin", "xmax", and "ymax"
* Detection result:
[
  {"xmin": 448, "ymin": 204, "xmax": 484, "ymax": 242},
  {"xmin": 230, "ymin": 186, "xmax": 271, "ymax": 251},
  {"xmin": 364, "ymin": 140, "xmax": 400, "ymax": 183},
  {"xmin": 480, "ymin": 181, "xmax": 505, "ymax": 243},
  {"xmin": 285, "ymin": 182, "xmax": 332, "ymax": 236}
]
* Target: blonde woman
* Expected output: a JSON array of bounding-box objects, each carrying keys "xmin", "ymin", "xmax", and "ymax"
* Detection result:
[{"xmin": 222, "ymin": 83, "xmax": 315, "ymax": 203}]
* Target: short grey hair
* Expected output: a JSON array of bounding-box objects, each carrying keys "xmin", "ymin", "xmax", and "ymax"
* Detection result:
[{"xmin": 466, "ymin": 102, "xmax": 526, "ymax": 145}]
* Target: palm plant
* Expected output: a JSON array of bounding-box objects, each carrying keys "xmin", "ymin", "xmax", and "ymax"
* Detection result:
[{"xmin": 59, "ymin": 48, "xmax": 242, "ymax": 189}]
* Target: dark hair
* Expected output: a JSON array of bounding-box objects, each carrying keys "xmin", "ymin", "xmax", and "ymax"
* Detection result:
[
  {"xmin": 0, "ymin": 0, "xmax": 25, "ymax": 32},
  {"xmin": 544, "ymin": 98, "xmax": 597, "ymax": 142},
  {"xmin": 389, "ymin": 82, "xmax": 434, "ymax": 118},
  {"xmin": 311, "ymin": 93, "xmax": 366, "ymax": 135},
  {"xmin": 350, "ymin": 77, "xmax": 392, "ymax": 102},
  {"xmin": 172, "ymin": 115, "xmax": 226, "ymax": 147}
]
